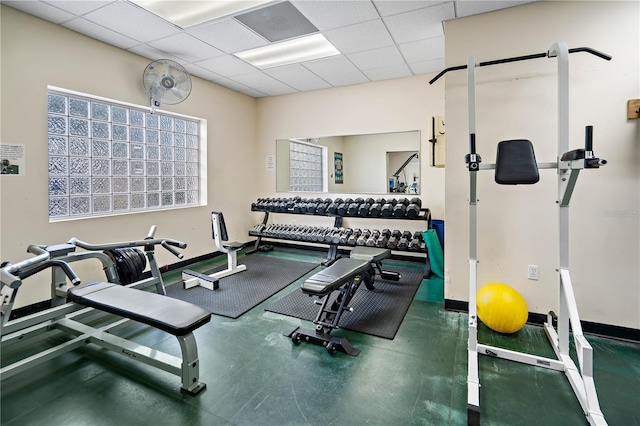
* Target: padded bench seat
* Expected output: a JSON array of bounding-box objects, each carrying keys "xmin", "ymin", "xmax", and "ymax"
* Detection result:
[
  {"xmin": 301, "ymin": 258, "xmax": 370, "ymax": 296},
  {"xmin": 350, "ymin": 246, "xmax": 391, "ymax": 262},
  {"xmin": 68, "ymin": 281, "xmax": 211, "ymax": 336}
]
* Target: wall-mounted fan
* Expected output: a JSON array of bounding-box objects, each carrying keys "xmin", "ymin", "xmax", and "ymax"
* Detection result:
[{"xmin": 142, "ymin": 59, "xmax": 192, "ymax": 113}]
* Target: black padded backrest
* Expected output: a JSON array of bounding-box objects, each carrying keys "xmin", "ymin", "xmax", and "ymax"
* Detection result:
[
  {"xmin": 211, "ymin": 211, "xmax": 229, "ymax": 241},
  {"xmin": 495, "ymin": 139, "xmax": 540, "ymax": 185}
]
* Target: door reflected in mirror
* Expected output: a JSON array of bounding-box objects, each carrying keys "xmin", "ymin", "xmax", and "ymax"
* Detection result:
[{"xmin": 276, "ymin": 130, "xmax": 420, "ymax": 195}]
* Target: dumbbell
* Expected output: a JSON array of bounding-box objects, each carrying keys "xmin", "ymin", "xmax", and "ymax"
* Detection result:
[
  {"xmin": 337, "ymin": 198, "xmax": 353, "ymax": 216},
  {"xmin": 366, "ymin": 230, "xmax": 381, "ymax": 247},
  {"xmin": 312, "ymin": 227, "xmax": 327, "ymax": 242},
  {"xmin": 376, "ymin": 229, "xmax": 391, "ymax": 248},
  {"xmin": 348, "ymin": 197, "xmax": 364, "ymax": 216},
  {"xmin": 316, "ymin": 198, "xmax": 332, "ymax": 215},
  {"xmin": 303, "ymin": 198, "xmax": 317, "ymax": 214},
  {"xmin": 356, "ymin": 229, "xmax": 371, "ymax": 246},
  {"xmin": 324, "ymin": 227, "xmax": 342, "ymax": 243},
  {"xmin": 358, "ymin": 197, "xmax": 374, "ymax": 217},
  {"xmin": 381, "ymin": 198, "xmax": 397, "ymax": 217},
  {"xmin": 347, "ymin": 202, "xmax": 360, "ymax": 216},
  {"xmin": 397, "ymin": 231, "xmax": 412, "ymax": 249},
  {"xmin": 393, "ymin": 198, "xmax": 410, "ymax": 218},
  {"xmin": 387, "ymin": 229, "xmax": 401, "ymax": 249},
  {"xmin": 338, "ymin": 228, "xmax": 353, "ymax": 245},
  {"xmin": 292, "ymin": 198, "xmax": 304, "ymax": 214},
  {"xmin": 347, "ymin": 229, "xmax": 361, "ymax": 245},
  {"xmin": 327, "ymin": 198, "xmax": 343, "ymax": 215},
  {"xmin": 407, "ymin": 197, "xmax": 422, "ymax": 218},
  {"xmin": 408, "ymin": 231, "xmax": 424, "ymax": 251}
]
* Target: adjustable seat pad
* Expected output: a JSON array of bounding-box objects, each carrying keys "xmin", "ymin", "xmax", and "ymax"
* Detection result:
[
  {"xmin": 301, "ymin": 258, "xmax": 370, "ymax": 296},
  {"xmin": 68, "ymin": 282, "xmax": 211, "ymax": 336},
  {"xmin": 350, "ymin": 246, "xmax": 391, "ymax": 262}
]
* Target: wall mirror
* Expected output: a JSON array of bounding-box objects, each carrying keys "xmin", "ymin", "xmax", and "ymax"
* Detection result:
[{"xmin": 276, "ymin": 130, "xmax": 420, "ymax": 195}]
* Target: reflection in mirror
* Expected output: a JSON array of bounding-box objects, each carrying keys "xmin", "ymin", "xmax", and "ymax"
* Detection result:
[{"xmin": 276, "ymin": 131, "xmax": 420, "ymax": 195}]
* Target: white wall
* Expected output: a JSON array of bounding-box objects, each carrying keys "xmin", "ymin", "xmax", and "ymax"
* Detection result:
[
  {"xmin": 443, "ymin": 1, "xmax": 639, "ymax": 328},
  {"xmin": 256, "ymin": 75, "xmax": 446, "ymax": 239},
  {"xmin": 0, "ymin": 7, "xmax": 258, "ymax": 307}
]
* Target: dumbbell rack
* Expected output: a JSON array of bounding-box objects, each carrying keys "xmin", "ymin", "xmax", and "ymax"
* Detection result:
[{"xmin": 247, "ymin": 200, "xmax": 432, "ymax": 266}]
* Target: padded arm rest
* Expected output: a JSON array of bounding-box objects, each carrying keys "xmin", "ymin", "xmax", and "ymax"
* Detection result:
[
  {"xmin": 68, "ymin": 282, "xmax": 211, "ymax": 336},
  {"xmin": 302, "ymin": 258, "xmax": 370, "ymax": 296}
]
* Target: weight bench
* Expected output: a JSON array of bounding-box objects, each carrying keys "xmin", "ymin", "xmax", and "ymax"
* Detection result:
[
  {"xmin": 285, "ymin": 247, "xmax": 398, "ymax": 356},
  {"xmin": 67, "ymin": 281, "xmax": 211, "ymax": 394},
  {"xmin": 183, "ymin": 211, "xmax": 246, "ymax": 290}
]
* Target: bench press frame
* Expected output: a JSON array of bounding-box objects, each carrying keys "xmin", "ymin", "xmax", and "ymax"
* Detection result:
[
  {"xmin": 285, "ymin": 247, "xmax": 398, "ymax": 356},
  {"xmin": 1, "ymin": 228, "xmax": 208, "ymax": 395}
]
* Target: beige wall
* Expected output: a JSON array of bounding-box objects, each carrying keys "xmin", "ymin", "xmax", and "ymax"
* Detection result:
[
  {"xmin": 443, "ymin": 1, "xmax": 639, "ymax": 328},
  {"xmin": 0, "ymin": 6, "xmax": 257, "ymax": 307},
  {"xmin": 255, "ymin": 74, "xmax": 446, "ymax": 238}
]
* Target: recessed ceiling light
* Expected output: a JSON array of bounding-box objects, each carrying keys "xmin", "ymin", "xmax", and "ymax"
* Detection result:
[
  {"xmin": 130, "ymin": 0, "xmax": 273, "ymax": 28},
  {"xmin": 234, "ymin": 33, "xmax": 340, "ymax": 69}
]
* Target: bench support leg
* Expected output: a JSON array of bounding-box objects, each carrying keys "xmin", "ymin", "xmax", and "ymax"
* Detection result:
[{"xmin": 177, "ymin": 332, "xmax": 207, "ymax": 395}]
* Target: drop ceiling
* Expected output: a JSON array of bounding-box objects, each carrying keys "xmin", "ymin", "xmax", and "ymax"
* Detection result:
[{"xmin": 2, "ymin": 0, "xmax": 535, "ymax": 98}]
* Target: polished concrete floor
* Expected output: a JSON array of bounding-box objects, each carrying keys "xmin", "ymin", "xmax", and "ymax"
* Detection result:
[{"xmin": 1, "ymin": 247, "xmax": 639, "ymax": 425}]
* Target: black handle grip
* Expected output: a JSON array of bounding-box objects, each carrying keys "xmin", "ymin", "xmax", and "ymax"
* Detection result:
[
  {"xmin": 585, "ymin": 126, "xmax": 593, "ymax": 152},
  {"xmin": 161, "ymin": 241, "xmax": 184, "ymax": 259}
]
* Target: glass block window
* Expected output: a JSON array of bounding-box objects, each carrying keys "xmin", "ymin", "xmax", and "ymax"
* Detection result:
[
  {"xmin": 47, "ymin": 89, "xmax": 203, "ymax": 220},
  {"xmin": 289, "ymin": 140, "xmax": 324, "ymax": 192}
]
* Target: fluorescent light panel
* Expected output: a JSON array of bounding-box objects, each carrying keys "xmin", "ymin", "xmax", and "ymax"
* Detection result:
[
  {"xmin": 235, "ymin": 33, "xmax": 340, "ymax": 69},
  {"xmin": 130, "ymin": 0, "xmax": 273, "ymax": 28}
]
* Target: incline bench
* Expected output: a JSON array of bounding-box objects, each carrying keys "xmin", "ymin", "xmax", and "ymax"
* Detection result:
[
  {"xmin": 285, "ymin": 247, "xmax": 399, "ymax": 356},
  {"xmin": 68, "ymin": 281, "xmax": 211, "ymax": 394}
]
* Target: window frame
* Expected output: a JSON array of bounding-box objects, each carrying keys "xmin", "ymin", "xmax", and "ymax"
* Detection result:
[{"xmin": 47, "ymin": 86, "xmax": 207, "ymax": 222}]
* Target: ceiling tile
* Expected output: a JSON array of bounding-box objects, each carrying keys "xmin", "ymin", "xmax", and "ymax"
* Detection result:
[
  {"xmin": 43, "ymin": 1, "xmax": 114, "ymax": 16},
  {"xmin": 363, "ymin": 64, "xmax": 413, "ymax": 81},
  {"xmin": 302, "ymin": 55, "xmax": 360, "ymax": 79},
  {"xmin": 324, "ymin": 19, "xmax": 394, "ymax": 55},
  {"xmin": 148, "ymin": 33, "xmax": 225, "ymax": 63},
  {"xmin": 232, "ymin": 72, "xmax": 298, "ymax": 96},
  {"xmin": 373, "ymin": 1, "xmax": 448, "ymax": 17},
  {"xmin": 408, "ymin": 58, "xmax": 445, "ymax": 74},
  {"xmin": 63, "ymin": 17, "xmax": 139, "ymax": 49},
  {"xmin": 284, "ymin": 78, "xmax": 332, "ymax": 92},
  {"xmin": 212, "ymin": 78, "xmax": 250, "ymax": 92},
  {"xmin": 322, "ymin": 71, "xmax": 369, "ymax": 87},
  {"xmin": 195, "ymin": 55, "xmax": 258, "ymax": 78},
  {"xmin": 3, "ymin": 1, "xmax": 75, "ymax": 23},
  {"xmin": 241, "ymin": 88, "xmax": 269, "ymax": 98},
  {"xmin": 347, "ymin": 45, "xmax": 405, "ymax": 71},
  {"xmin": 383, "ymin": 2, "xmax": 455, "ymax": 44},
  {"xmin": 183, "ymin": 64, "xmax": 224, "ymax": 82},
  {"xmin": 264, "ymin": 64, "xmax": 332, "ymax": 91},
  {"xmin": 290, "ymin": 0, "xmax": 380, "ymax": 31},
  {"xmin": 187, "ymin": 18, "xmax": 269, "ymax": 54},
  {"xmin": 82, "ymin": 1, "xmax": 181, "ymax": 43},
  {"xmin": 398, "ymin": 36, "xmax": 444, "ymax": 63},
  {"xmin": 456, "ymin": 1, "xmax": 534, "ymax": 18},
  {"xmin": 127, "ymin": 44, "xmax": 186, "ymax": 64}
]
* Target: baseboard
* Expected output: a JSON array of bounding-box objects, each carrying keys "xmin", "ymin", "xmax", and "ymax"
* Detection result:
[{"xmin": 444, "ymin": 298, "xmax": 640, "ymax": 343}]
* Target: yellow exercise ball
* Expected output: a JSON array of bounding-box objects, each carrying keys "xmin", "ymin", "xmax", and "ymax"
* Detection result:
[{"xmin": 477, "ymin": 283, "xmax": 528, "ymax": 334}]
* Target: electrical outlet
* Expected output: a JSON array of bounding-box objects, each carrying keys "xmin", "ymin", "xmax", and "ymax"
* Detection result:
[{"xmin": 528, "ymin": 265, "xmax": 539, "ymax": 280}]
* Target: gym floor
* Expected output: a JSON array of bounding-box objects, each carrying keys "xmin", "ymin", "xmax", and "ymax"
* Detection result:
[{"xmin": 1, "ymin": 246, "xmax": 639, "ymax": 426}]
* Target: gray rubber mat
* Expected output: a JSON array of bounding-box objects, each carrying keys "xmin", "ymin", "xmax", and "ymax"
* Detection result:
[
  {"xmin": 265, "ymin": 264, "xmax": 423, "ymax": 339},
  {"xmin": 166, "ymin": 255, "xmax": 319, "ymax": 319}
]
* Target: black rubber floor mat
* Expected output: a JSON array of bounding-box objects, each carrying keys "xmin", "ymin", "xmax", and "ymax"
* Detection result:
[
  {"xmin": 166, "ymin": 255, "xmax": 319, "ymax": 319},
  {"xmin": 265, "ymin": 264, "xmax": 423, "ymax": 339}
]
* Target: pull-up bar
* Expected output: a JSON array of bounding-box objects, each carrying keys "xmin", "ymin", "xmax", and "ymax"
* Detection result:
[{"xmin": 429, "ymin": 46, "xmax": 611, "ymax": 85}]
